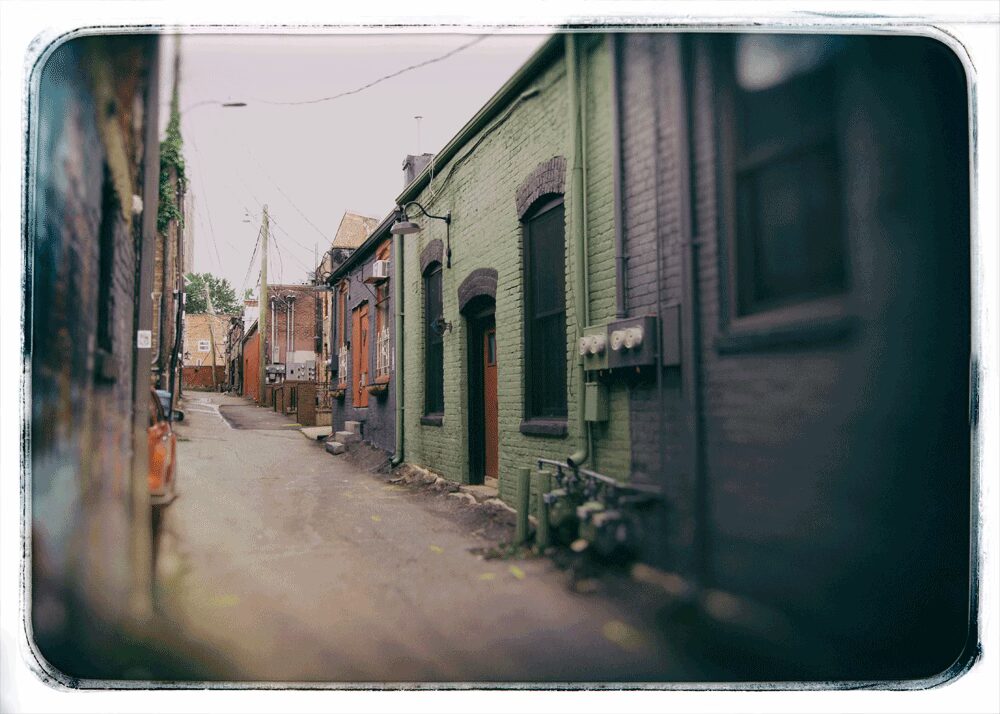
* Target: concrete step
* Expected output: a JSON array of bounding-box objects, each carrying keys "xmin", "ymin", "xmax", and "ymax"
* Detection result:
[
  {"xmin": 460, "ymin": 484, "xmax": 500, "ymax": 503},
  {"xmin": 334, "ymin": 430, "xmax": 361, "ymax": 444},
  {"xmin": 325, "ymin": 441, "xmax": 346, "ymax": 455},
  {"xmin": 300, "ymin": 426, "xmax": 332, "ymax": 441},
  {"xmin": 344, "ymin": 420, "xmax": 363, "ymax": 435}
]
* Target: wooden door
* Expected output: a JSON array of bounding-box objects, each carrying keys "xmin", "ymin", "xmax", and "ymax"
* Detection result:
[
  {"xmin": 352, "ymin": 303, "xmax": 370, "ymax": 407},
  {"xmin": 483, "ymin": 327, "xmax": 498, "ymax": 479}
]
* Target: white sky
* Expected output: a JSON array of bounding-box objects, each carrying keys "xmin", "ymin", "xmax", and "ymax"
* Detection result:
[{"xmin": 174, "ymin": 32, "xmax": 548, "ymax": 295}]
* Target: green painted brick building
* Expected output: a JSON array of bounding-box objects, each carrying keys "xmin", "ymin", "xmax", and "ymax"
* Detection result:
[{"xmin": 392, "ymin": 34, "xmax": 631, "ymax": 505}]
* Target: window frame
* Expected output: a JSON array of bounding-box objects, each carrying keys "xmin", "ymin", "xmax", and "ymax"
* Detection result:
[
  {"xmin": 521, "ymin": 194, "xmax": 568, "ymax": 428},
  {"xmin": 374, "ymin": 242, "xmax": 392, "ymax": 382},
  {"xmin": 713, "ymin": 36, "xmax": 856, "ymax": 353},
  {"xmin": 335, "ymin": 281, "xmax": 349, "ymax": 388},
  {"xmin": 422, "ymin": 261, "xmax": 445, "ymax": 419}
]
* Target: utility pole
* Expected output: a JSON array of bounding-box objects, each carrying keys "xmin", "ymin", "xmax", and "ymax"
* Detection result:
[
  {"xmin": 205, "ymin": 279, "xmax": 218, "ymax": 391},
  {"xmin": 258, "ymin": 204, "xmax": 269, "ymax": 404}
]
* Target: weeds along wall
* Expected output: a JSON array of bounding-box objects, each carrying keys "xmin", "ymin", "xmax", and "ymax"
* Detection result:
[{"xmin": 399, "ymin": 35, "xmax": 630, "ymax": 504}]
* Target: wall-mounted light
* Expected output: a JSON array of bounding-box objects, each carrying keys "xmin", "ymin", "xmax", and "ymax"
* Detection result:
[
  {"xmin": 430, "ymin": 317, "xmax": 453, "ymax": 336},
  {"xmin": 390, "ymin": 201, "xmax": 453, "ymax": 268}
]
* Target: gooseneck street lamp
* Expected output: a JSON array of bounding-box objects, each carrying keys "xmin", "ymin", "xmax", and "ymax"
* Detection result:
[{"xmin": 390, "ymin": 201, "xmax": 453, "ymax": 269}]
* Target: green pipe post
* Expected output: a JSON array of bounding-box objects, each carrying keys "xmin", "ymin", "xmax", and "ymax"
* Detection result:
[
  {"xmin": 534, "ymin": 469, "xmax": 552, "ymax": 549},
  {"xmin": 515, "ymin": 467, "xmax": 531, "ymax": 544}
]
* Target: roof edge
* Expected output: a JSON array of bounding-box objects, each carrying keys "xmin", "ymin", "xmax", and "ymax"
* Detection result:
[
  {"xmin": 395, "ymin": 33, "xmax": 564, "ymax": 206},
  {"xmin": 326, "ymin": 208, "xmax": 396, "ymax": 283}
]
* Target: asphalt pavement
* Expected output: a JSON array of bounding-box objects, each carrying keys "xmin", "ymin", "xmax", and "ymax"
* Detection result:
[{"xmin": 156, "ymin": 391, "xmax": 696, "ymax": 684}]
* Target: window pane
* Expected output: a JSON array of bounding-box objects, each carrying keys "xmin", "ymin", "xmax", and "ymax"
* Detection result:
[
  {"xmin": 528, "ymin": 312, "xmax": 567, "ymax": 418},
  {"xmin": 528, "ymin": 203, "xmax": 566, "ymax": 316},
  {"xmin": 424, "ymin": 266, "xmax": 444, "ymax": 414},
  {"xmin": 524, "ymin": 199, "xmax": 567, "ymax": 419},
  {"xmin": 731, "ymin": 35, "xmax": 848, "ymax": 316}
]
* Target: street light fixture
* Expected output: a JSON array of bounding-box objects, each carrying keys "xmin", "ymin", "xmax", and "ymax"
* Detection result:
[{"xmin": 390, "ymin": 201, "xmax": 453, "ymax": 268}]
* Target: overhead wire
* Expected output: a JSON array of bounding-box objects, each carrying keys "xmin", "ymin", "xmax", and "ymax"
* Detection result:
[
  {"xmin": 240, "ymin": 223, "xmax": 263, "ymax": 296},
  {"xmin": 252, "ymin": 35, "xmax": 488, "ymax": 107},
  {"xmin": 186, "ymin": 129, "xmax": 225, "ymax": 269}
]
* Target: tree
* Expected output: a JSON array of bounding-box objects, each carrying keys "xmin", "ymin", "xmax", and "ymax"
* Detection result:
[{"xmin": 185, "ymin": 273, "xmax": 240, "ymax": 315}]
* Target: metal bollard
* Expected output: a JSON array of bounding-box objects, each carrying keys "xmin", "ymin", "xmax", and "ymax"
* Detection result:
[{"xmin": 515, "ymin": 467, "xmax": 531, "ymax": 545}]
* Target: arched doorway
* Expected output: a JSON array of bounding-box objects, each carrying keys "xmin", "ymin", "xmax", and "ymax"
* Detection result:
[{"xmin": 465, "ymin": 296, "xmax": 496, "ymax": 486}]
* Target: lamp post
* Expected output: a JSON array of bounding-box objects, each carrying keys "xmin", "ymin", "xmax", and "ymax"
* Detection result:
[{"xmin": 390, "ymin": 201, "xmax": 452, "ymax": 268}]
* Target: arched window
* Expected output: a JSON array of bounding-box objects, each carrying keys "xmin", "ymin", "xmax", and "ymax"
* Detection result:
[
  {"xmin": 522, "ymin": 195, "xmax": 567, "ymax": 420},
  {"xmin": 423, "ymin": 261, "xmax": 444, "ymax": 416}
]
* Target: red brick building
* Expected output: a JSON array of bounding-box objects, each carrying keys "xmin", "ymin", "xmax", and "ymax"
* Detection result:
[{"xmin": 262, "ymin": 284, "xmax": 322, "ymax": 382}]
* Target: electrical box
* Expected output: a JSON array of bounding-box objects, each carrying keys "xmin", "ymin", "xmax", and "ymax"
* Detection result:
[
  {"xmin": 606, "ymin": 315, "xmax": 658, "ymax": 370},
  {"xmin": 579, "ymin": 324, "xmax": 609, "ymax": 372},
  {"xmin": 584, "ymin": 381, "xmax": 609, "ymax": 422},
  {"xmin": 661, "ymin": 304, "xmax": 681, "ymax": 367}
]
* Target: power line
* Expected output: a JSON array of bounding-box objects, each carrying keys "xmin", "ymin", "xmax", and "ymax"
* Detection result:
[
  {"xmin": 187, "ymin": 129, "xmax": 224, "ymax": 269},
  {"xmin": 271, "ymin": 227, "xmax": 316, "ymax": 277},
  {"xmin": 253, "ymin": 35, "xmax": 488, "ymax": 107},
  {"xmin": 238, "ymin": 144, "xmax": 333, "ymax": 246},
  {"xmin": 240, "ymin": 223, "xmax": 263, "ymax": 296},
  {"xmin": 270, "ymin": 229, "xmax": 286, "ymax": 284},
  {"xmin": 269, "ymin": 214, "xmax": 316, "ymax": 254}
]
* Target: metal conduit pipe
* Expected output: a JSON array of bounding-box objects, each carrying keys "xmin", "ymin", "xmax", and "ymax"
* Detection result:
[
  {"xmin": 610, "ymin": 32, "xmax": 628, "ymax": 320},
  {"xmin": 390, "ymin": 233, "xmax": 405, "ymax": 467},
  {"xmin": 566, "ymin": 33, "xmax": 591, "ymax": 470}
]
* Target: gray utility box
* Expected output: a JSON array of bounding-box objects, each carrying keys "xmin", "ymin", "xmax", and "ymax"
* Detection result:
[
  {"xmin": 287, "ymin": 361, "xmax": 317, "ymax": 381},
  {"xmin": 606, "ymin": 315, "xmax": 659, "ymax": 370},
  {"xmin": 584, "ymin": 381, "xmax": 609, "ymax": 422}
]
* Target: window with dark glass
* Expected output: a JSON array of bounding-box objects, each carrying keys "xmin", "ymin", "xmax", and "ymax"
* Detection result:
[
  {"xmin": 423, "ymin": 263, "xmax": 444, "ymax": 415},
  {"xmin": 729, "ymin": 35, "xmax": 848, "ymax": 317},
  {"xmin": 523, "ymin": 196, "xmax": 567, "ymax": 420}
]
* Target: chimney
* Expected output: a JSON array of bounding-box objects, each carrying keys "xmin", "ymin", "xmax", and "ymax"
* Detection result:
[
  {"xmin": 402, "ymin": 153, "xmax": 434, "ymax": 188},
  {"xmin": 244, "ymin": 298, "xmax": 258, "ymax": 308}
]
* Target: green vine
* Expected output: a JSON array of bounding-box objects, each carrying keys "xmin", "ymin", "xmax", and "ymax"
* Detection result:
[{"xmin": 156, "ymin": 86, "xmax": 185, "ymax": 233}]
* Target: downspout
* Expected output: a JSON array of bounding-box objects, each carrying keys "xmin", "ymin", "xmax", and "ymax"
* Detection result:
[
  {"xmin": 566, "ymin": 33, "xmax": 591, "ymax": 469},
  {"xmin": 391, "ymin": 234, "xmax": 405, "ymax": 466},
  {"xmin": 610, "ymin": 33, "xmax": 627, "ymax": 320},
  {"xmin": 651, "ymin": 35, "xmax": 668, "ymax": 508}
]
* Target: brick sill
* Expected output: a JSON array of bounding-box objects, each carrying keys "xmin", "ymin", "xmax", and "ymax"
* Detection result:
[
  {"xmin": 519, "ymin": 419, "xmax": 567, "ymax": 438},
  {"xmin": 421, "ymin": 414, "xmax": 444, "ymax": 427},
  {"xmin": 715, "ymin": 314, "xmax": 857, "ymax": 354}
]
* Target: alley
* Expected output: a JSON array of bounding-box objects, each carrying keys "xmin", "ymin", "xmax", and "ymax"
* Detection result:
[{"xmin": 156, "ymin": 392, "xmax": 690, "ymax": 683}]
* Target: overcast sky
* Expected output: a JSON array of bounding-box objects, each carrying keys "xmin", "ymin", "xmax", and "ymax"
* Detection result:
[{"xmin": 173, "ymin": 32, "xmax": 548, "ymax": 295}]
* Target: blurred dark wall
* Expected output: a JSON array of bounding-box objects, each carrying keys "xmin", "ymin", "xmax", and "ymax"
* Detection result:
[
  {"xmin": 621, "ymin": 33, "xmax": 971, "ymax": 680},
  {"xmin": 29, "ymin": 34, "xmax": 161, "ymax": 679}
]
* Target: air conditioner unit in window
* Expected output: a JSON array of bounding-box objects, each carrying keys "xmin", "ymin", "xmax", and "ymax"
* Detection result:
[{"xmin": 365, "ymin": 259, "xmax": 390, "ymax": 283}]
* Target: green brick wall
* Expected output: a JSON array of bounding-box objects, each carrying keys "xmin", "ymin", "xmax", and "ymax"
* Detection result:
[{"xmin": 400, "ymin": 35, "xmax": 630, "ymax": 505}]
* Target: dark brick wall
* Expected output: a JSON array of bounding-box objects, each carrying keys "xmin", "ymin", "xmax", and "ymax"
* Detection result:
[
  {"xmin": 514, "ymin": 155, "xmax": 566, "ymax": 218},
  {"xmin": 620, "ymin": 33, "xmax": 971, "ymax": 676},
  {"xmin": 419, "ymin": 239, "xmax": 443, "ymax": 275},
  {"xmin": 619, "ymin": 35, "xmax": 693, "ymax": 575},
  {"xmin": 457, "ymin": 268, "xmax": 498, "ymax": 312},
  {"xmin": 330, "ymin": 242, "xmax": 396, "ymax": 454},
  {"xmin": 29, "ymin": 35, "xmax": 159, "ymax": 675}
]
